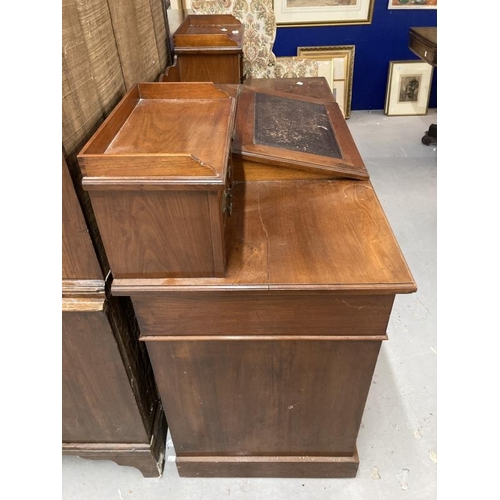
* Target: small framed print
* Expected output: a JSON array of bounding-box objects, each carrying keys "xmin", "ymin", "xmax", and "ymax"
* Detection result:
[
  {"xmin": 384, "ymin": 61, "xmax": 434, "ymax": 116},
  {"xmin": 297, "ymin": 45, "xmax": 355, "ymax": 118},
  {"xmin": 274, "ymin": 0, "xmax": 374, "ymax": 26},
  {"xmin": 388, "ymin": 0, "xmax": 437, "ymax": 9}
]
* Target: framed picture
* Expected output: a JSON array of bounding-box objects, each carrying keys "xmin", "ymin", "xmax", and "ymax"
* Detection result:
[
  {"xmin": 388, "ymin": 0, "xmax": 437, "ymax": 9},
  {"xmin": 297, "ymin": 45, "xmax": 355, "ymax": 118},
  {"xmin": 274, "ymin": 0, "xmax": 374, "ymax": 27},
  {"xmin": 384, "ymin": 61, "xmax": 434, "ymax": 116}
]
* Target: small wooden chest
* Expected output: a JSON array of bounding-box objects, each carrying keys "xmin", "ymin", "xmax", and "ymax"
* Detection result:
[
  {"xmin": 78, "ymin": 82, "xmax": 236, "ymax": 279},
  {"xmin": 172, "ymin": 15, "xmax": 244, "ymax": 84}
]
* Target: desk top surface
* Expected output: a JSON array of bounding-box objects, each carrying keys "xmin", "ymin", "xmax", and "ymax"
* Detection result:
[{"xmin": 114, "ymin": 180, "xmax": 416, "ymax": 294}]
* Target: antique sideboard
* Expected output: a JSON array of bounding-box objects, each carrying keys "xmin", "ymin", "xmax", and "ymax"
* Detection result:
[
  {"xmin": 62, "ymin": 154, "xmax": 167, "ymax": 477},
  {"xmin": 409, "ymin": 26, "xmax": 437, "ymax": 145},
  {"xmin": 78, "ymin": 77, "xmax": 416, "ymax": 478}
]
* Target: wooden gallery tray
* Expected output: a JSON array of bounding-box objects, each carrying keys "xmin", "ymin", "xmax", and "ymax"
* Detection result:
[
  {"xmin": 173, "ymin": 15, "xmax": 244, "ymax": 51},
  {"xmin": 78, "ymin": 82, "xmax": 236, "ymax": 279}
]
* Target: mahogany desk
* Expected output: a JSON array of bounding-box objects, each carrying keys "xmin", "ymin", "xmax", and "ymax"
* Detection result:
[{"xmin": 109, "ymin": 78, "xmax": 417, "ymax": 478}]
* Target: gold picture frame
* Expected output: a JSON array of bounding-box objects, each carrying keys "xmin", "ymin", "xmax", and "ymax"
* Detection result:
[
  {"xmin": 274, "ymin": 0, "xmax": 374, "ymax": 27},
  {"xmin": 384, "ymin": 61, "xmax": 434, "ymax": 116},
  {"xmin": 297, "ymin": 45, "xmax": 355, "ymax": 118},
  {"xmin": 388, "ymin": 0, "xmax": 437, "ymax": 9}
]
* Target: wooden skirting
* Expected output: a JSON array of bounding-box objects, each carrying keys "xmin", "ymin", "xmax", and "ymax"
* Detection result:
[{"xmin": 176, "ymin": 450, "xmax": 359, "ymax": 478}]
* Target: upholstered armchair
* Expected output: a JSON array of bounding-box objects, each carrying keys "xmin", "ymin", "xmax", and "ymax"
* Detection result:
[{"xmin": 190, "ymin": 0, "xmax": 318, "ymax": 79}]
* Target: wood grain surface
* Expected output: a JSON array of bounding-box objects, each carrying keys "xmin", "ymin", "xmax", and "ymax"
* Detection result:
[
  {"xmin": 244, "ymin": 77, "xmax": 335, "ymax": 102},
  {"xmin": 78, "ymin": 83, "xmax": 236, "ymax": 181},
  {"xmin": 175, "ymin": 453, "xmax": 359, "ymax": 478},
  {"xmin": 146, "ymin": 339, "xmax": 381, "ymax": 456},
  {"xmin": 176, "ymin": 53, "xmax": 243, "ymax": 84},
  {"xmin": 62, "ymin": 301, "xmax": 150, "ymax": 444},
  {"xmin": 62, "ymin": 154, "xmax": 103, "ymax": 280},
  {"xmin": 174, "ymin": 15, "xmax": 243, "ymax": 48},
  {"xmin": 132, "ymin": 292, "xmax": 394, "ymax": 337},
  {"xmin": 88, "ymin": 190, "xmax": 225, "ymax": 278},
  {"xmin": 113, "ymin": 180, "xmax": 416, "ymax": 292}
]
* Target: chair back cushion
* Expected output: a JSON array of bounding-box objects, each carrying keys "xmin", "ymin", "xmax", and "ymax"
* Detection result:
[
  {"xmin": 190, "ymin": 0, "xmax": 233, "ymax": 14},
  {"xmin": 233, "ymin": 0, "xmax": 277, "ymax": 78}
]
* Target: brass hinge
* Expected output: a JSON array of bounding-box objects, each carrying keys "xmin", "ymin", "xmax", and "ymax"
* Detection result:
[{"xmin": 223, "ymin": 189, "xmax": 233, "ymax": 216}]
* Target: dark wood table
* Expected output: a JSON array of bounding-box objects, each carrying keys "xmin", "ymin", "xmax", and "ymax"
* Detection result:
[{"xmin": 409, "ymin": 27, "xmax": 437, "ymax": 145}]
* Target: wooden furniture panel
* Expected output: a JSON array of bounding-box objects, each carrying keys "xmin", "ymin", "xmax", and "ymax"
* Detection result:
[
  {"xmin": 87, "ymin": 190, "xmax": 224, "ymax": 278},
  {"xmin": 62, "ymin": 300, "xmax": 151, "ymax": 444},
  {"xmin": 245, "ymin": 76, "xmax": 334, "ymax": 102},
  {"xmin": 132, "ymin": 292, "xmax": 394, "ymax": 338},
  {"xmin": 173, "ymin": 15, "xmax": 243, "ymax": 48},
  {"xmin": 177, "ymin": 53, "xmax": 243, "ymax": 84},
  {"xmin": 62, "ymin": 292, "xmax": 167, "ymax": 477},
  {"xmin": 62, "ymin": 154, "xmax": 103, "ymax": 281},
  {"xmin": 145, "ymin": 338, "xmax": 380, "ymax": 477},
  {"xmin": 175, "ymin": 453, "xmax": 359, "ymax": 478}
]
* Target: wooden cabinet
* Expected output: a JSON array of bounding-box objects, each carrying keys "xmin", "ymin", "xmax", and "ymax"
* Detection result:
[
  {"xmin": 62, "ymin": 155, "xmax": 167, "ymax": 477},
  {"xmin": 62, "ymin": 291, "xmax": 167, "ymax": 477},
  {"xmin": 409, "ymin": 27, "xmax": 437, "ymax": 67},
  {"xmin": 109, "ymin": 79, "xmax": 417, "ymax": 478},
  {"xmin": 170, "ymin": 15, "xmax": 244, "ymax": 84}
]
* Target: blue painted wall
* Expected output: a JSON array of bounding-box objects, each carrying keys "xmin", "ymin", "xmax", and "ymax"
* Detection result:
[{"xmin": 273, "ymin": 1, "xmax": 437, "ymax": 110}]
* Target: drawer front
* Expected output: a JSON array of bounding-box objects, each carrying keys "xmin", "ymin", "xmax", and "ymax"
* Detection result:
[
  {"xmin": 133, "ymin": 292, "xmax": 395, "ymax": 338},
  {"xmin": 409, "ymin": 37, "xmax": 437, "ymax": 66}
]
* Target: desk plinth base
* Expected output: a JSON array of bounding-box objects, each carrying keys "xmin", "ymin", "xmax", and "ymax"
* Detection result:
[{"xmin": 176, "ymin": 450, "xmax": 359, "ymax": 478}]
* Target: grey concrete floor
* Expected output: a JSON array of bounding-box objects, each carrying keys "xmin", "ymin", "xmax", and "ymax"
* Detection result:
[{"xmin": 62, "ymin": 109, "xmax": 437, "ymax": 500}]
